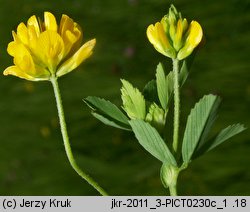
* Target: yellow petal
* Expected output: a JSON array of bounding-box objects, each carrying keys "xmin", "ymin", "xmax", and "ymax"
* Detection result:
[
  {"xmin": 59, "ymin": 14, "xmax": 74, "ymax": 35},
  {"xmin": 44, "ymin": 12, "xmax": 58, "ymax": 31},
  {"xmin": 6, "ymin": 41, "xmax": 50, "ymax": 80},
  {"xmin": 59, "ymin": 14, "xmax": 82, "ymax": 56},
  {"xmin": 34, "ymin": 31, "xmax": 64, "ymax": 71},
  {"xmin": 3, "ymin": 66, "xmax": 36, "ymax": 81},
  {"xmin": 11, "ymin": 31, "xmax": 19, "ymax": 42},
  {"xmin": 156, "ymin": 22, "xmax": 173, "ymax": 51},
  {"xmin": 186, "ymin": 21, "xmax": 203, "ymax": 47},
  {"xmin": 27, "ymin": 15, "xmax": 41, "ymax": 36},
  {"xmin": 16, "ymin": 23, "xmax": 29, "ymax": 45},
  {"xmin": 3, "ymin": 66, "xmax": 48, "ymax": 81},
  {"xmin": 7, "ymin": 40, "xmax": 36, "ymax": 74},
  {"xmin": 56, "ymin": 38, "xmax": 96, "ymax": 77},
  {"xmin": 7, "ymin": 41, "xmax": 18, "ymax": 56},
  {"xmin": 177, "ymin": 21, "xmax": 203, "ymax": 60},
  {"xmin": 147, "ymin": 23, "xmax": 175, "ymax": 58},
  {"xmin": 12, "ymin": 43, "xmax": 36, "ymax": 74},
  {"xmin": 147, "ymin": 24, "xmax": 166, "ymax": 55},
  {"xmin": 27, "ymin": 26, "xmax": 39, "ymax": 50},
  {"xmin": 160, "ymin": 16, "xmax": 169, "ymax": 33},
  {"xmin": 146, "ymin": 24, "xmax": 158, "ymax": 46},
  {"xmin": 173, "ymin": 19, "xmax": 183, "ymax": 50},
  {"xmin": 62, "ymin": 29, "xmax": 79, "ymax": 57}
]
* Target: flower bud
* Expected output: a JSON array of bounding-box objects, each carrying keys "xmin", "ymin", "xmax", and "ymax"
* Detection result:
[
  {"xmin": 145, "ymin": 103, "xmax": 166, "ymax": 131},
  {"xmin": 147, "ymin": 4, "xmax": 203, "ymax": 60}
]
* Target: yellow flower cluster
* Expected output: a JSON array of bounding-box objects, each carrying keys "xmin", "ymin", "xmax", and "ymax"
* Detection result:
[
  {"xmin": 147, "ymin": 5, "xmax": 203, "ymax": 60},
  {"xmin": 4, "ymin": 12, "xmax": 96, "ymax": 81}
]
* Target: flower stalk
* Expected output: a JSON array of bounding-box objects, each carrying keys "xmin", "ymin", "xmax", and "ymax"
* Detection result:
[
  {"xmin": 172, "ymin": 59, "xmax": 180, "ymax": 153},
  {"xmin": 50, "ymin": 76, "xmax": 108, "ymax": 196}
]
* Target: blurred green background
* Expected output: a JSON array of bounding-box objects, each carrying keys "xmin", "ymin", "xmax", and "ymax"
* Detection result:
[{"xmin": 0, "ymin": 0, "xmax": 249, "ymax": 195}]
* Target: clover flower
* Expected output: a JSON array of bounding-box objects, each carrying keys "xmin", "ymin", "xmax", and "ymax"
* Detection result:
[
  {"xmin": 147, "ymin": 5, "xmax": 202, "ymax": 60},
  {"xmin": 4, "ymin": 12, "xmax": 96, "ymax": 81}
]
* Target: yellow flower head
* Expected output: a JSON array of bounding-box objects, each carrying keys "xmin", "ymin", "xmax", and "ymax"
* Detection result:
[
  {"xmin": 147, "ymin": 5, "xmax": 203, "ymax": 60},
  {"xmin": 4, "ymin": 12, "xmax": 96, "ymax": 81}
]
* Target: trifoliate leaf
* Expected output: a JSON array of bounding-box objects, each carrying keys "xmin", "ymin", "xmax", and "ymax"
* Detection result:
[
  {"xmin": 129, "ymin": 119, "xmax": 176, "ymax": 165},
  {"xmin": 121, "ymin": 79, "xmax": 146, "ymax": 120}
]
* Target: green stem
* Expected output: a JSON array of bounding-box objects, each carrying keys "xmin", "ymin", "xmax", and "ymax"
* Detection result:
[
  {"xmin": 172, "ymin": 59, "xmax": 180, "ymax": 153},
  {"xmin": 169, "ymin": 168, "xmax": 179, "ymax": 196},
  {"xmin": 50, "ymin": 77, "xmax": 108, "ymax": 196},
  {"xmin": 169, "ymin": 184, "xmax": 178, "ymax": 196}
]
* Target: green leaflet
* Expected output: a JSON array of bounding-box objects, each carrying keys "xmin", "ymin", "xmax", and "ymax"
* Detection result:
[
  {"xmin": 156, "ymin": 63, "xmax": 169, "ymax": 110},
  {"xmin": 194, "ymin": 124, "xmax": 246, "ymax": 159},
  {"xmin": 207, "ymin": 124, "xmax": 246, "ymax": 152},
  {"xmin": 92, "ymin": 112, "xmax": 131, "ymax": 131},
  {"xmin": 197, "ymin": 97, "xmax": 221, "ymax": 150},
  {"xmin": 156, "ymin": 61, "xmax": 188, "ymax": 110},
  {"xmin": 156, "ymin": 63, "xmax": 174, "ymax": 110},
  {"xmin": 83, "ymin": 96, "xmax": 130, "ymax": 129},
  {"xmin": 129, "ymin": 119, "xmax": 176, "ymax": 166},
  {"xmin": 166, "ymin": 71, "xmax": 174, "ymax": 103},
  {"xmin": 182, "ymin": 95, "xmax": 220, "ymax": 164},
  {"xmin": 143, "ymin": 60, "xmax": 188, "ymax": 108},
  {"xmin": 121, "ymin": 79, "xmax": 146, "ymax": 120},
  {"xmin": 179, "ymin": 60, "xmax": 189, "ymax": 87},
  {"xmin": 143, "ymin": 79, "xmax": 159, "ymax": 104}
]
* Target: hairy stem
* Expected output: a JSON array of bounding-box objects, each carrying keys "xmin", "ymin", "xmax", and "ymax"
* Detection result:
[
  {"xmin": 50, "ymin": 77, "xmax": 108, "ymax": 196},
  {"xmin": 172, "ymin": 59, "xmax": 180, "ymax": 153}
]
